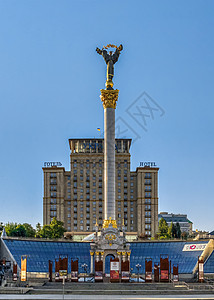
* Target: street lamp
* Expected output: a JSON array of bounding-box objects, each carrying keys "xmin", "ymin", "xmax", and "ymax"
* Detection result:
[
  {"xmin": 135, "ymin": 264, "xmax": 141, "ymax": 283},
  {"xmin": 82, "ymin": 263, "xmax": 88, "ymax": 282}
]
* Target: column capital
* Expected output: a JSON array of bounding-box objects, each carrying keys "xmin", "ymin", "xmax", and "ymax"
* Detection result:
[{"xmin": 100, "ymin": 89, "xmax": 119, "ymax": 109}]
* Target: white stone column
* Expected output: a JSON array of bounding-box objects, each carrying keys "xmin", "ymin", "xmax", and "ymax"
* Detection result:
[
  {"xmin": 100, "ymin": 89, "xmax": 118, "ymax": 223},
  {"xmin": 104, "ymin": 107, "xmax": 115, "ymax": 220}
]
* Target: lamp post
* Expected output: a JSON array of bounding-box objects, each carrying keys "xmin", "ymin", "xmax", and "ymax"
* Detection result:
[
  {"xmin": 136, "ymin": 264, "xmax": 141, "ymax": 283},
  {"xmin": 82, "ymin": 263, "xmax": 88, "ymax": 282}
]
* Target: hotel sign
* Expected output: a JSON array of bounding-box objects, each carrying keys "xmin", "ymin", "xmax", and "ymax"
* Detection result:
[
  {"xmin": 140, "ymin": 162, "xmax": 157, "ymax": 167},
  {"xmin": 44, "ymin": 162, "xmax": 62, "ymax": 167},
  {"xmin": 182, "ymin": 244, "xmax": 206, "ymax": 251}
]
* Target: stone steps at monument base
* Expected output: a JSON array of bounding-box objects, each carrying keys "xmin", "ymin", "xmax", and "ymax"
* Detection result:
[
  {"xmin": 41, "ymin": 282, "xmax": 181, "ymax": 290},
  {"xmin": 27, "ymin": 288, "xmax": 214, "ymax": 295},
  {"xmin": 26, "ymin": 282, "xmax": 214, "ymax": 295}
]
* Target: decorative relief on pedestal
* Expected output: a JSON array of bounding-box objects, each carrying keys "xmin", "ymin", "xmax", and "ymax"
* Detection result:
[
  {"xmin": 103, "ymin": 217, "xmax": 117, "ymax": 229},
  {"xmin": 95, "ymin": 251, "xmax": 100, "ymax": 256},
  {"xmin": 100, "ymin": 89, "xmax": 119, "ymax": 109}
]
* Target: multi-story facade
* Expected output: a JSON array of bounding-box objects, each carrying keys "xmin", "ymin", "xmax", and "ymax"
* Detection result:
[
  {"xmin": 158, "ymin": 212, "xmax": 193, "ymax": 235},
  {"xmin": 43, "ymin": 138, "xmax": 159, "ymax": 237}
]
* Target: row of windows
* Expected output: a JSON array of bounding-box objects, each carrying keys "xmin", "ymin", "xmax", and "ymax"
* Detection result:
[
  {"xmin": 73, "ymin": 159, "xmax": 128, "ymax": 167},
  {"xmin": 50, "ymin": 198, "xmax": 147, "ymax": 205},
  {"xmin": 66, "ymin": 225, "xmax": 132, "ymax": 231}
]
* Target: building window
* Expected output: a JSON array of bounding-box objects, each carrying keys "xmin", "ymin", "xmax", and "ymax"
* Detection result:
[
  {"xmin": 145, "ymin": 173, "xmax": 151, "ymax": 179},
  {"xmin": 145, "ymin": 192, "xmax": 151, "ymax": 197},
  {"xmin": 67, "ymin": 214, "xmax": 71, "ymax": 218}
]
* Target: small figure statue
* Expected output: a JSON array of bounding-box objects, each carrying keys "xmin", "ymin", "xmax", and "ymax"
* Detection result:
[{"xmin": 96, "ymin": 44, "xmax": 123, "ymax": 89}]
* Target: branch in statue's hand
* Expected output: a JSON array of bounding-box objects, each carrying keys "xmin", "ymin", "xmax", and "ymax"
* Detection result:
[
  {"xmin": 118, "ymin": 44, "xmax": 123, "ymax": 52},
  {"xmin": 96, "ymin": 47, "xmax": 102, "ymax": 55}
]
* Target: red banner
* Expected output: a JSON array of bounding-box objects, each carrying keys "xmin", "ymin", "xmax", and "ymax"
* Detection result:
[
  {"xmin": 160, "ymin": 270, "xmax": 169, "ymax": 281},
  {"xmin": 110, "ymin": 270, "xmax": 119, "ymax": 280}
]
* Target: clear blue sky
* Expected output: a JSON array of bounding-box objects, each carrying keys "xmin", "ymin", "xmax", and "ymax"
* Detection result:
[{"xmin": 0, "ymin": 0, "xmax": 213, "ymax": 231}]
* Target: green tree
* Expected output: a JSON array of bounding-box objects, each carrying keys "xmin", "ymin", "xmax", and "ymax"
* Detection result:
[
  {"xmin": 49, "ymin": 218, "xmax": 66, "ymax": 239},
  {"xmin": 12, "ymin": 224, "xmax": 27, "ymax": 237},
  {"xmin": 175, "ymin": 222, "xmax": 181, "ymax": 239},
  {"xmin": 23, "ymin": 223, "xmax": 36, "ymax": 237},
  {"xmin": 168, "ymin": 222, "xmax": 173, "ymax": 238},
  {"xmin": 158, "ymin": 218, "xmax": 169, "ymax": 239},
  {"xmin": 4, "ymin": 222, "xmax": 18, "ymax": 236},
  {"xmin": 172, "ymin": 223, "xmax": 177, "ymax": 238},
  {"xmin": 35, "ymin": 223, "xmax": 42, "ymax": 238},
  {"xmin": 38, "ymin": 225, "xmax": 53, "ymax": 238},
  {"xmin": 0, "ymin": 222, "xmax": 3, "ymax": 235}
]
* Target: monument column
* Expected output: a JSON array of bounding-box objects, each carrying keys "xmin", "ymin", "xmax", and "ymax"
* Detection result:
[
  {"xmin": 101, "ymin": 90, "xmax": 119, "ymax": 222},
  {"xmin": 97, "ymin": 44, "xmax": 123, "ymax": 227}
]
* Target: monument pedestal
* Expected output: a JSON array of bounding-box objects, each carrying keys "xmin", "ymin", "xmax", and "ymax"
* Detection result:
[{"xmin": 90, "ymin": 221, "xmax": 131, "ymax": 277}]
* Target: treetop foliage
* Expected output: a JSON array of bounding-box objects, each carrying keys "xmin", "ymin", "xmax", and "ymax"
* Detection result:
[{"xmin": 3, "ymin": 218, "xmax": 66, "ymax": 239}]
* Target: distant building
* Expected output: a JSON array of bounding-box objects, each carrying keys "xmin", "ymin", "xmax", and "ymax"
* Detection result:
[
  {"xmin": 158, "ymin": 212, "xmax": 193, "ymax": 235},
  {"xmin": 43, "ymin": 138, "xmax": 159, "ymax": 238}
]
